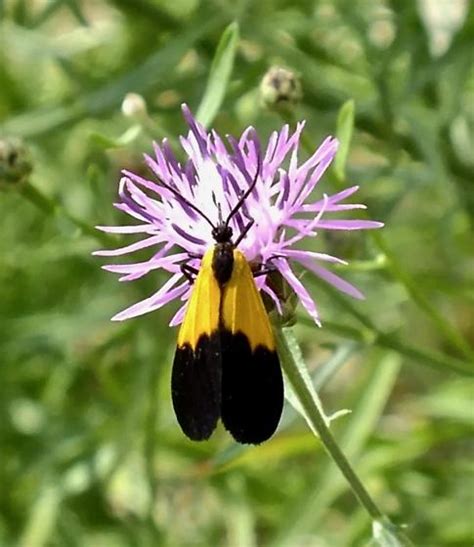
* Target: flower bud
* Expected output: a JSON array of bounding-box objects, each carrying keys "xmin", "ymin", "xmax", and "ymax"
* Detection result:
[
  {"xmin": 260, "ymin": 66, "xmax": 302, "ymax": 110},
  {"xmin": 0, "ymin": 138, "xmax": 32, "ymax": 189},
  {"xmin": 121, "ymin": 93, "xmax": 148, "ymax": 120}
]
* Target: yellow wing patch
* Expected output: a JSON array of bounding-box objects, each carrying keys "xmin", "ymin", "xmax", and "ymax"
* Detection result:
[
  {"xmin": 177, "ymin": 247, "xmax": 275, "ymax": 352},
  {"xmin": 176, "ymin": 248, "xmax": 220, "ymax": 350},
  {"xmin": 221, "ymin": 249, "xmax": 275, "ymax": 352}
]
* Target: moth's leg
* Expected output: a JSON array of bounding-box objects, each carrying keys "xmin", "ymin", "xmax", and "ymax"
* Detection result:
[
  {"xmin": 252, "ymin": 263, "xmax": 277, "ymax": 278},
  {"xmin": 181, "ymin": 262, "xmax": 200, "ymax": 284},
  {"xmin": 251, "ymin": 253, "xmax": 288, "ymax": 278}
]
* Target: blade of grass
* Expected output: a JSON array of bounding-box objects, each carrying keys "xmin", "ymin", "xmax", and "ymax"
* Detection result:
[
  {"xmin": 224, "ymin": 477, "xmax": 257, "ymax": 547},
  {"xmin": 312, "ymin": 341, "xmax": 360, "ymax": 390},
  {"xmin": 299, "ymin": 315, "xmax": 472, "ymax": 376},
  {"xmin": 196, "ymin": 22, "xmax": 239, "ymax": 128},
  {"xmin": 19, "ymin": 482, "xmax": 62, "ymax": 547},
  {"xmin": 334, "ymin": 98, "xmax": 355, "ymax": 182},
  {"xmin": 371, "ymin": 229, "xmax": 474, "ymax": 361}
]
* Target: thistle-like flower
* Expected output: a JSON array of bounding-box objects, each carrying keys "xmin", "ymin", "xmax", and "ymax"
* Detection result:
[{"xmin": 95, "ymin": 105, "xmax": 382, "ymax": 326}]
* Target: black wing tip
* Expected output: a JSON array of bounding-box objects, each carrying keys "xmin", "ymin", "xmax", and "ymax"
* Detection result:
[
  {"xmin": 176, "ymin": 417, "xmax": 217, "ymax": 441},
  {"xmin": 172, "ymin": 337, "xmax": 221, "ymax": 442},
  {"xmin": 220, "ymin": 332, "xmax": 284, "ymax": 445},
  {"xmin": 225, "ymin": 423, "xmax": 281, "ymax": 445},
  {"xmin": 172, "ymin": 331, "xmax": 284, "ymax": 445}
]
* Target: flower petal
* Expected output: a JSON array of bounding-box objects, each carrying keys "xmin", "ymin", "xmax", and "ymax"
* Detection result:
[
  {"xmin": 282, "ymin": 249, "xmax": 347, "ymax": 265},
  {"xmin": 103, "ymin": 252, "xmax": 188, "ymax": 275},
  {"xmin": 93, "ymin": 235, "xmax": 165, "ymax": 257},
  {"xmin": 316, "ymin": 219, "xmax": 384, "ymax": 230},
  {"xmin": 96, "ymin": 225, "xmax": 156, "ymax": 234},
  {"xmin": 112, "ymin": 273, "xmax": 188, "ymax": 321},
  {"xmin": 169, "ymin": 302, "xmax": 188, "ymax": 327},
  {"xmin": 295, "ymin": 256, "xmax": 365, "ymax": 300}
]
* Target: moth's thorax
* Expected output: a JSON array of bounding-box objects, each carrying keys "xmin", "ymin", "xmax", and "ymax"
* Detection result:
[{"xmin": 212, "ymin": 242, "xmax": 235, "ymax": 286}]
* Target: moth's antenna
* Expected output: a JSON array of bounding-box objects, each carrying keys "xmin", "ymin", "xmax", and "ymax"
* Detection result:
[
  {"xmin": 217, "ymin": 203, "xmax": 223, "ymax": 225},
  {"xmin": 154, "ymin": 175, "xmax": 215, "ymax": 229},
  {"xmin": 224, "ymin": 154, "xmax": 262, "ymax": 228}
]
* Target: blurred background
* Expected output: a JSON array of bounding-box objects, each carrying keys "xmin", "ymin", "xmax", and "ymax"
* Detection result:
[{"xmin": 1, "ymin": 0, "xmax": 473, "ymax": 546}]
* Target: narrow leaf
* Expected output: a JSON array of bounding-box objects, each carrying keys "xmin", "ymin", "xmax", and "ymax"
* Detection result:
[
  {"xmin": 89, "ymin": 125, "xmax": 142, "ymax": 150},
  {"xmin": 19, "ymin": 484, "xmax": 61, "ymax": 547},
  {"xmin": 334, "ymin": 99, "xmax": 355, "ymax": 181},
  {"xmin": 196, "ymin": 22, "xmax": 239, "ymax": 128}
]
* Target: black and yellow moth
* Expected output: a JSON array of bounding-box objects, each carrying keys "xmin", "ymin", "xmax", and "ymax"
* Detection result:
[{"xmin": 167, "ymin": 169, "xmax": 284, "ymax": 444}]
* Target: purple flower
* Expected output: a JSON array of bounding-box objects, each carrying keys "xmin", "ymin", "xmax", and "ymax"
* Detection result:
[{"xmin": 95, "ymin": 105, "xmax": 383, "ymax": 326}]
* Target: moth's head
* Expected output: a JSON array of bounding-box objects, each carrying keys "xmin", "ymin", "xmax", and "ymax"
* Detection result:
[{"xmin": 212, "ymin": 224, "xmax": 233, "ymax": 244}]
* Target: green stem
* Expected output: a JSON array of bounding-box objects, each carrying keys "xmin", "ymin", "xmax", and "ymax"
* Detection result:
[
  {"xmin": 308, "ymin": 318, "xmax": 473, "ymax": 377},
  {"xmin": 20, "ymin": 180, "xmax": 57, "ymax": 215},
  {"xmin": 303, "ymin": 275, "xmax": 473, "ymax": 376},
  {"xmin": 274, "ymin": 325, "xmax": 414, "ymax": 546},
  {"xmin": 371, "ymin": 230, "xmax": 474, "ymax": 361},
  {"xmin": 20, "ymin": 180, "xmax": 114, "ymax": 246}
]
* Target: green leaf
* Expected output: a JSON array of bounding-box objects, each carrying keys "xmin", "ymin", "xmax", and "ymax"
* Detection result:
[
  {"xmin": 196, "ymin": 22, "xmax": 239, "ymax": 128},
  {"xmin": 334, "ymin": 99, "xmax": 355, "ymax": 182}
]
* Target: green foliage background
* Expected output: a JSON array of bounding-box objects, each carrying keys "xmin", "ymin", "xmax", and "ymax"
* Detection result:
[{"xmin": 1, "ymin": 0, "xmax": 473, "ymax": 545}]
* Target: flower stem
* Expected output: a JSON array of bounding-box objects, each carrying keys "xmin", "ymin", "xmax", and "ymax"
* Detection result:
[
  {"xmin": 274, "ymin": 324, "xmax": 411, "ymax": 545},
  {"xmin": 274, "ymin": 324, "xmax": 384, "ymax": 520}
]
